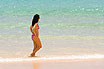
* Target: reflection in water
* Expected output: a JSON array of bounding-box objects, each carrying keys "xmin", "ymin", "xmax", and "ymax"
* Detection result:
[{"xmin": 33, "ymin": 62, "xmax": 40, "ymax": 69}]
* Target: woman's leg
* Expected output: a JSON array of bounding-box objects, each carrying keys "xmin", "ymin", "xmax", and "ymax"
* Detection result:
[
  {"xmin": 30, "ymin": 40, "xmax": 37, "ymax": 56},
  {"xmin": 33, "ymin": 40, "xmax": 37, "ymax": 51},
  {"xmin": 32, "ymin": 37, "xmax": 42, "ymax": 55},
  {"xmin": 31, "ymin": 36, "xmax": 37, "ymax": 56}
]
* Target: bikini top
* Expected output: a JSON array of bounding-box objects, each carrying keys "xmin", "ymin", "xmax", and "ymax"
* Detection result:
[{"xmin": 38, "ymin": 24, "xmax": 39, "ymax": 29}]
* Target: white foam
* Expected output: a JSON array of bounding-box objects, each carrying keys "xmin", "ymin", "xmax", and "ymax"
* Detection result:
[{"xmin": 0, "ymin": 54, "xmax": 104, "ymax": 62}]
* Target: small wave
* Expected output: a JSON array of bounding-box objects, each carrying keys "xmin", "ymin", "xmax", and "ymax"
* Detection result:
[{"xmin": 0, "ymin": 54, "xmax": 104, "ymax": 62}]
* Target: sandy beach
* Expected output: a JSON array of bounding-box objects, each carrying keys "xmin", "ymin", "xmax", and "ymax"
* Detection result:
[
  {"xmin": 0, "ymin": 59, "xmax": 104, "ymax": 69},
  {"xmin": 0, "ymin": 0, "xmax": 104, "ymax": 69}
]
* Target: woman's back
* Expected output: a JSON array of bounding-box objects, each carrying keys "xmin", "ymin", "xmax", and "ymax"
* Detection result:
[{"xmin": 32, "ymin": 23, "xmax": 39, "ymax": 37}]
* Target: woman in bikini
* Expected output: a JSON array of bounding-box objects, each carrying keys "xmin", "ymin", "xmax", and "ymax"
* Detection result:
[{"xmin": 30, "ymin": 14, "xmax": 42, "ymax": 57}]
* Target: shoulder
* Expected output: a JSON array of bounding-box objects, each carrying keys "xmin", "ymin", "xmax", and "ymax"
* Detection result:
[{"xmin": 33, "ymin": 23, "xmax": 38, "ymax": 29}]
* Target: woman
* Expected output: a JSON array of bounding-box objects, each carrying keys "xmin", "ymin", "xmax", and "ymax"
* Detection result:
[{"xmin": 30, "ymin": 14, "xmax": 42, "ymax": 57}]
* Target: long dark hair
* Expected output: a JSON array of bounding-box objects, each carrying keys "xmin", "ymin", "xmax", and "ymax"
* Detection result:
[{"xmin": 32, "ymin": 14, "xmax": 40, "ymax": 26}]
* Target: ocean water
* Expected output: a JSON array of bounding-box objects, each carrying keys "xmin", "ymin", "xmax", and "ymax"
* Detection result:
[{"xmin": 0, "ymin": 0, "xmax": 104, "ymax": 62}]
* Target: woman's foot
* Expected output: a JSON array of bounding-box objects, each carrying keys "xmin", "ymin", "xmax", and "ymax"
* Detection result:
[{"xmin": 30, "ymin": 53, "xmax": 35, "ymax": 57}]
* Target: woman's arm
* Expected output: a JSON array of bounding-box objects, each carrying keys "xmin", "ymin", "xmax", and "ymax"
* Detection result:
[
  {"xmin": 32, "ymin": 24, "xmax": 38, "ymax": 35},
  {"xmin": 30, "ymin": 25, "xmax": 35, "ymax": 34}
]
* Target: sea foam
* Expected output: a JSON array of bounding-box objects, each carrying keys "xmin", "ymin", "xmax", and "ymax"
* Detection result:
[{"xmin": 0, "ymin": 54, "xmax": 104, "ymax": 62}]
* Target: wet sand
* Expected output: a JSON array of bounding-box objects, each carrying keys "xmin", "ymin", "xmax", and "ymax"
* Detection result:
[{"xmin": 0, "ymin": 59, "xmax": 104, "ymax": 69}]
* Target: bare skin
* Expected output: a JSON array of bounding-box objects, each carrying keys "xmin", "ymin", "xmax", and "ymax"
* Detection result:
[{"xmin": 30, "ymin": 23, "xmax": 42, "ymax": 57}]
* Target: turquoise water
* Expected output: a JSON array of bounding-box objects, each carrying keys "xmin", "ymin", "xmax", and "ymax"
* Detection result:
[
  {"xmin": 0, "ymin": 0, "xmax": 104, "ymax": 36},
  {"xmin": 0, "ymin": 0, "xmax": 104, "ymax": 15},
  {"xmin": 0, "ymin": 0, "xmax": 104, "ymax": 59}
]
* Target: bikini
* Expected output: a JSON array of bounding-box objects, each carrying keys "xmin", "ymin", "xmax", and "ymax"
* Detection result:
[{"xmin": 32, "ymin": 24, "xmax": 39, "ymax": 39}]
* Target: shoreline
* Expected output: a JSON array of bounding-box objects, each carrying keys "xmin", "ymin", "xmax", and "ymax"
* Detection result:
[
  {"xmin": 0, "ymin": 59, "xmax": 104, "ymax": 69},
  {"xmin": 0, "ymin": 54, "xmax": 104, "ymax": 63}
]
